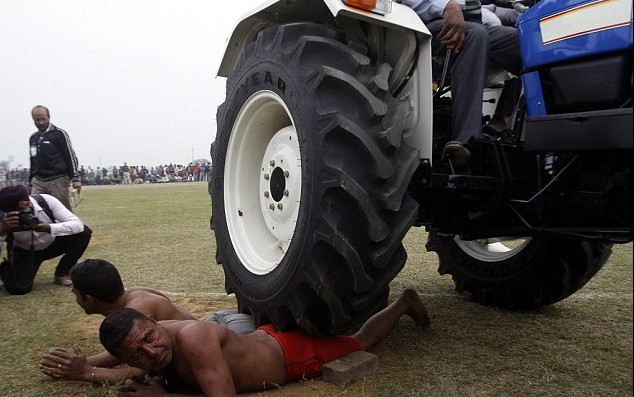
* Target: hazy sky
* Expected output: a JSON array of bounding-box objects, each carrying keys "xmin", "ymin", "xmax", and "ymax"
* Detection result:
[{"xmin": 1, "ymin": 0, "xmax": 262, "ymax": 169}]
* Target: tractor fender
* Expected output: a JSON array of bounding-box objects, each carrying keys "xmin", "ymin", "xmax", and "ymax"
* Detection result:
[
  {"xmin": 217, "ymin": 0, "xmax": 430, "ymax": 77},
  {"xmin": 216, "ymin": 0, "xmax": 434, "ymax": 160}
]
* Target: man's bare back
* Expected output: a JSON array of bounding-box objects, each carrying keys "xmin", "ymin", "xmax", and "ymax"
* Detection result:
[{"xmin": 121, "ymin": 287, "xmax": 196, "ymax": 320}]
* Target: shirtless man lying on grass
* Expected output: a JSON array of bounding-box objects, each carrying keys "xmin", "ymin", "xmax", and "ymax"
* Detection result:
[
  {"xmin": 100, "ymin": 288, "xmax": 431, "ymax": 396},
  {"xmin": 39, "ymin": 259, "xmax": 254, "ymax": 384}
]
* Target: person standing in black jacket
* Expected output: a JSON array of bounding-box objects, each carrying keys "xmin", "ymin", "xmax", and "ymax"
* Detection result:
[{"xmin": 29, "ymin": 105, "xmax": 81, "ymax": 211}]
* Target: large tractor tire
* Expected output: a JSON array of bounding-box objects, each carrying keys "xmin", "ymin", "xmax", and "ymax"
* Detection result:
[
  {"xmin": 426, "ymin": 232, "xmax": 613, "ymax": 310},
  {"xmin": 211, "ymin": 23, "xmax": 420, "ymax": 336}
]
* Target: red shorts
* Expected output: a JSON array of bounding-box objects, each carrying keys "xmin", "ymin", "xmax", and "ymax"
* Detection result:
[{"xmin": 258, "ymin": 324, "xmax": 361, "ymax": 382}]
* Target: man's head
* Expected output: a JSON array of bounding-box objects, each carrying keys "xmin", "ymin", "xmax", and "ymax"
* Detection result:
[
  {"xmin": 0, "ymin": 185, "xmax": 31, "ymax": 212},
  {"xmin": 31, "ymin": 105, "xmax": 50, "ymax": 132},
  {"xmin": 70, "ymin": 259, "xmax": 125, "ymax": 314},
  {"xmin": 100, "ymin": 308, "xmax": 173, "ymax": 371}
]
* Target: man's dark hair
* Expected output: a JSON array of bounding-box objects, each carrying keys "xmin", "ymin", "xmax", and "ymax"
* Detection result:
[
  {"xmin": 0, "ymin": 185, "xmax": 29, "ymax": 212},
  {"xmin": 70, "ymin": 259, "xmax": 125, "ymax": 302},
  {"xmin": 31, "ymin": 105, "xmax": 50, "ymax": 116},
  {"xmin": 100, "ymin": 308, "xmax": 148, "ymax": 358}
]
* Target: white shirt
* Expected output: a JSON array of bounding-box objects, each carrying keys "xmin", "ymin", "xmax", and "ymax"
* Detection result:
[
  {"xmin": 1, "ymin": 194, "xmax": 84, "ymax": 251},
  {"xmin": 401, "ymin": 0, "xmax": 451, "ymax": 22}
]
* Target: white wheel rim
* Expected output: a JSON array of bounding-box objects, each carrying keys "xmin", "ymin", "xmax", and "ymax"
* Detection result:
[
  {"xmin": 454, "ymin": 237, "xmax": 532, "ymax": 262},
  {"xmin": 224, "ymin": 91, "xmax": 301, "ymax": 275}
]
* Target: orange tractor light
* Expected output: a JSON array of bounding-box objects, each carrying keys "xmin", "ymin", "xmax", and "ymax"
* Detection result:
[{"xmin": 342, "ymin": 0, "xmax": 393, "ymax": 15}]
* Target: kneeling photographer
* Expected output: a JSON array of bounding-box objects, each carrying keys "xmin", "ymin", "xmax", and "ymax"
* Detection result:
[{"xmin": 0, "ymin": 185, "xmax": 91, "ymax": 295}]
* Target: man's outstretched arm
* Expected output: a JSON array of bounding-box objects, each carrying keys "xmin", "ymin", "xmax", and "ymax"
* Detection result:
[{"xmin": 40, "ymin": 346, "xmax": 146, "ymax": 384}]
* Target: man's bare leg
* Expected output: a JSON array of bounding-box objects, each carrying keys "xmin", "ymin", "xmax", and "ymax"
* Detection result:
[{"xmin": 351, "ymin": 289, "xmax": 430, "ymax": 350}]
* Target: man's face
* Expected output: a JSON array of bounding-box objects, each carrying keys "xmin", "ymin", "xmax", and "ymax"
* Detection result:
[
  {"xmin": 32, "ymin": 109, "xmax": 50, "ymax": 132},
  {"xmin": 71, "ymin": 287, "xmax": 93, "ymax": 315},
  {"xmin": 114, "ymin": 319, "xmax": 174, "ymax": 372},
  {"xmin": 18, "ymin": 200, "xmax": 32, "ymax": 210}
]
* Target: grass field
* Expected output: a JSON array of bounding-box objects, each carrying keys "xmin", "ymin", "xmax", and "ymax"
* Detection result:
[{"xmin": 0, "ymin": 183, "xmax": 631, "ymax": 397}]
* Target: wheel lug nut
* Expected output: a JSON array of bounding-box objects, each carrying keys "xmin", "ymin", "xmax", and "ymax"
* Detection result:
[
  {"xmin": 264, "ymin": 191, "xmax": 270, "ymax": 198},
  {"xmin": 264, "ymin": 174, "xmax": 270, "ymax": 180},
  {"xmin": 270, "ymin": 160, "xmax": 275, "ymax": 166},
  {"xmin": 269, "ymin": 204, "xmax": 275, "ymax": 210},
  {"xmin": 284, "ymin": 171, "xmax": 289, "ymax": 178},
  {"xmin": 277, "ymin": 203, "xmax": 283, "ymax": 210},
  {"xmin": 284, "ymin": 190, "xmax": 289, "ymax": 197}
]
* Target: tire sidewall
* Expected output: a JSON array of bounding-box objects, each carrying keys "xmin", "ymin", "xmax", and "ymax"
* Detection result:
[{"xmin": 212, "ymin": 48, "xmax": 319, "ymax": 302}]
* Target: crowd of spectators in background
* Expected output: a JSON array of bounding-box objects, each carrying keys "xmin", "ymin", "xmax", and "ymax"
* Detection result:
[{"xmin": 0, "ymin": 161, "xmax": 212, "ymax": 188}]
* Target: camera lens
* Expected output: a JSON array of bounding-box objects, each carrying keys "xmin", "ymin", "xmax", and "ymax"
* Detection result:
[{"xmin": 19, "ymin": 210, "xmax": 39, "ymax": 228}]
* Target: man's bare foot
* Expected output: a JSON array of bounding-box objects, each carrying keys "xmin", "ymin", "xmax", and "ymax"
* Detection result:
[{"xmin": 399, "ymin": 289, "xmax": 431, "ymax": 329}]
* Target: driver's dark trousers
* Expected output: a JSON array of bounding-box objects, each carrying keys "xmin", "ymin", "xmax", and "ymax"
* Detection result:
[{"xmin": 426, "ymin": 20, "xmax": 522, "ymax": 144}]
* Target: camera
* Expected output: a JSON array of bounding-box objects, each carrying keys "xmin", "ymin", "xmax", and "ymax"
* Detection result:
[{"xmin": 18, "ymin": 208, "xmax": 40, "ymax": 229}]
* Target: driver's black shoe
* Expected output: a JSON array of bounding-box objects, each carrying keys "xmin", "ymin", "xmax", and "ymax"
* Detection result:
[{"xmin": 442, "ymin": 141, "xmax": 471, "ymax": 167}]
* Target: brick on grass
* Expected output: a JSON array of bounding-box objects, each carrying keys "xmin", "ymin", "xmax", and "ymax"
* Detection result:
[{"xmin": 322, "ymin": 351, "xmax": 379, "ymax": 388}]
